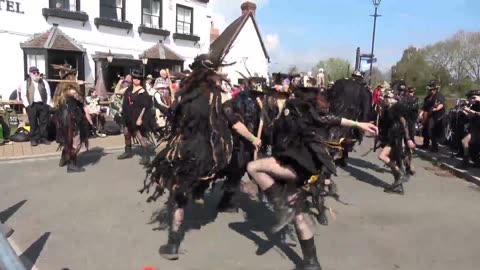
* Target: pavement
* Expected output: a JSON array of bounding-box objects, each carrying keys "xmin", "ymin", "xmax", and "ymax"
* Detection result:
[
  {"xmin": 1, "ymin": 138, "xmax": 480, "ymax": 270},
  {"xmin": 0, "ymin": 135, "xmax": 124, "ymax": 161},
  {"xmin": 413, "ymin": 137, "xmax": 480, "ymax": 186}
]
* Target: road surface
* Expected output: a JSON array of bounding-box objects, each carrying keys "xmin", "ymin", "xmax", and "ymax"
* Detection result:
[{"xmin": 1, "ymin": 141, "xmax": 480, "ymax": 270}]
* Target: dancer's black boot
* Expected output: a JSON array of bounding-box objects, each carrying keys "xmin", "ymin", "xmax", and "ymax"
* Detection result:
[
  {"xmin": 117, "ymin": 146, "xmax": 134, "ymax": 160},
  {"xmin": 264, "ymin": 184, "xmax": 295, "ymax": 233},
  {"xmin": 384, "ymin": 161, "xmax": 406, "ymax": 195},
  {"xmin": 139, "ymin": 148, "xmax": 150, "ymax": 166},
  {"xmin": 217, "ymin": 191, "xmax": 238, "ymax": 213},
  {"xmin": 317, "ymin": 205, "xmax": 328, "ymax": 226},
  {"xmin": 297, "ymin": 238, "xmax": 322, "ymax": 270},
  {"xmin": 159, "ymin": 230, "xmax": 183, "ymax": 260},
  {"xmin": 59, "ymin": 149, "xmax": 67, "ymax": 167},
  {"xmin": 67, "ymin": 156, "xmax": 85, "ymax": 173}
]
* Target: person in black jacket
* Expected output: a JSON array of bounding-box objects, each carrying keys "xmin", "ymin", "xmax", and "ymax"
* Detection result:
[
  {"xmin": 420, "ymin": 80, "xmax": 446, "ymax": 152},
  {"xmin": 247, "ymin": 86, "xmax": 378, "ymax": 270},
  {"xmin": 218, "ymin": 76, "xmax": 264, "ymax": 212}
]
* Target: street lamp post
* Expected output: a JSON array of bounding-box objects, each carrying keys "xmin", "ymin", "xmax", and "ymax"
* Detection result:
[
  {"xmin": 106, "ymin": 50, "xmax": 114, "ymax": 64},
  {"xmin": 141, "ymin": 55, "xmax": 148, "ymax": 77},
  {"xmin": 369, "ymin": 0, "xmax": 381, "ymax": 86}
]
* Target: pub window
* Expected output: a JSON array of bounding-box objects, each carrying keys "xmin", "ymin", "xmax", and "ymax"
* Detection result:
[
  {"xmin": 27, "ymin": 55, "xmax": 46, "ymax": 73},
  {"xmin": 176, "ymin": 5, "xmax": 193, "ymax": 35},
  {"xmin": 142, "ymin": 0, "xmax": 162, "ymax": 28},
  {"xmin": 173, "ymin": 65, "xmax": 182, "ymax": 72},
  {"xmin": 100, "ymin": 0, "xmax": 125, "ymax": 21},
  {"xmin": 49, "ymin": 0, "xmax": 80, "ymax": 11}
]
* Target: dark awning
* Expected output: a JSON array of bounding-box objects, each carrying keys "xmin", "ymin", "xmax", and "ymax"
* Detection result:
[
  {"xmin": 20, "ymin": 25, "xmax": 85, "ymax": 52},
  {"xmin": 141, "ymin": 42, "xmax": 184, "ymax": 61}
]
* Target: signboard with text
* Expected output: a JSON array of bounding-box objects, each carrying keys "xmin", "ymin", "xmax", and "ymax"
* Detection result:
[{"xmin": 0, "ymin": 0, "xmax": 24, "ymax": 14}]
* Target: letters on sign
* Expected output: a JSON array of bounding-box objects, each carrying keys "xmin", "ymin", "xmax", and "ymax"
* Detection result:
[{"xmin": 0, "ymin": 0, "xmax": 25, "ymax": 14}]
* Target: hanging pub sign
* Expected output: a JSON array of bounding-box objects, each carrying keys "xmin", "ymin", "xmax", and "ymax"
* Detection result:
[{"xmin": 0, "ymin": 0, "xmax": 24, "ymax": 14}]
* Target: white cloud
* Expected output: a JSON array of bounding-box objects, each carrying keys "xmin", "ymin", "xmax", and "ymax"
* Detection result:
[
  {"xmin": 264, "ymin": 33, "xmax": 279, "ymax": 51},
  {"xmin": 209, "ymin": 0, "xmax": 269, "ymax": 31}
]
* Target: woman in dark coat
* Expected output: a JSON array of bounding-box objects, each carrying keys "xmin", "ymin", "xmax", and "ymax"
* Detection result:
[
  {"xmin": 116, "ymin": 70, "xmax": 154, "ymax": 165},
  {"xmin": 142, "ymin": 54, "xmax": 233, "ymax": 260}
]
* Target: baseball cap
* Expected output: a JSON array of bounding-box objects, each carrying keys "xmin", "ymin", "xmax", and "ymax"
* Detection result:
[{"xmin": 29, "ymin": 66, "xmax": 40, "ymax": 73}]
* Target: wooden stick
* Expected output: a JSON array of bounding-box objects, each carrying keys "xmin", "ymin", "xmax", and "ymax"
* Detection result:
[
  {"xmin": 166, "ymin": 69, "xmax": 174, "ymax": 104},
  {"xmin": 46, "ymin": 79, "xmax": 92, "ymax": 85},
  {"xmin": 254, "ymin": 97, "xmax": 264, "ymax": 161}
]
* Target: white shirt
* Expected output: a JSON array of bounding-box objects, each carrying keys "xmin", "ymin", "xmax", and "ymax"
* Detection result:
[{"xmin": 20, "ymin": 79, "xmax": 52, "ymax": 107}]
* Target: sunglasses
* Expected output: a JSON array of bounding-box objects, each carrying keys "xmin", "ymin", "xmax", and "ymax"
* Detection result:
[{"xmin": 31, "ymin": 71, "xmax": 40, "ymax": 75}]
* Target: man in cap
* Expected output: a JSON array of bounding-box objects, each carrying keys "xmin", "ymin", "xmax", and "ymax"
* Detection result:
[
  {"xmin": 20, "ymin": 66, "xmax": 52, "ymax": 146},
  {"xmin": 420, "ymin": 80, "xmax": 445, "ymax": 152}
]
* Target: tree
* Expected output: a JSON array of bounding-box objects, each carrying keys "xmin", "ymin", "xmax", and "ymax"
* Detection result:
[
  {"xmin": 312, "ymin": 58, "xmax": 352, "ymax": 82},
  {"xmin": 391, "ymin": 46, "xmax": 433, "ymax": 92},
  {"xmin": 288, "ymin": 65, "xmax": 298, "ymax": 75},
  {"xmin": 365, "ymin": 67, "xmax": 385, "ymax": 87}
]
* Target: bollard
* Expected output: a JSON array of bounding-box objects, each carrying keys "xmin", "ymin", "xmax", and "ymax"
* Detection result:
[{"xmin": 0, "ymin": 233, "xmax": 27, "ymax": 270}]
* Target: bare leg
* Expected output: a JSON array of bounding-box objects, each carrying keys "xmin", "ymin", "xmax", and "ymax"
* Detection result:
[
  {"xmin": 247, "ymin": 157, "xmax": 298, "ymax": 190},
  {"xmin": 247, "ymin": 157, "xmax": 299, "ymax": 233},
  {"xmin": 462, "ymin": 134, "xmax": 471, "ymax": 167}
]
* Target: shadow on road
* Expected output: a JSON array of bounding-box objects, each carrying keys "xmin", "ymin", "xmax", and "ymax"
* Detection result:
[
  {"xmin": 227, "ymin": 192, "xmax": 303, "ymax": 267},
  {"xmin": 78, "ymin": 147, "xmax": 108, "ymax": 167},
  {"xmin": 148, "ymin": 185, "xmax": 223, "ymax": 233},
  {"xmin": 0, "ymin": 200, "xmax": 27, "ymax": 223},
  {"xmin": 342, "ymin": 159, "xmax": 391, "ymax": 189},
  {"xmin": 20, "ymin": 232, "xmax": 51, "ymax": 270},
  {"xmin": 348, "ymin": 157, "xmax": 390, "ymax": 174}
]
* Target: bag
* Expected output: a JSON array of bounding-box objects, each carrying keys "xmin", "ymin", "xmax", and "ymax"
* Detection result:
[
  {"xmin": 104, "ymin": 121, "xmax": 121, "ymax": 135},
  {"xmin": 10, "ymin": 127, "xmax": 30, "ymax": 142}
]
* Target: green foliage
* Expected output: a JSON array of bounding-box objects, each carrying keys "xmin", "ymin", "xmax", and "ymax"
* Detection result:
[
  {"xmin": 391, "ymin": 31, "xmax": 480, "ymax": 98},
  {"xmin": 312, "ymin": 58, "xmax": 352, "ymax": 82}
]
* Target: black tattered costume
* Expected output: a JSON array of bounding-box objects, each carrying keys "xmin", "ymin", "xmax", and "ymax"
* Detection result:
[
  {"xmin": 377, "ymin": 92, "xmax": 419, "ymax": 194},
  {"xmin": 53, "ymin": 68, "xmax": 89, "ymax": 173},
  {"xmin": 140, "ymin": 54, "xmax": 233, "ymax": 260},
  {"xmin": 117, "ymin": 70, "xmax": 157, "ymax": 165}
]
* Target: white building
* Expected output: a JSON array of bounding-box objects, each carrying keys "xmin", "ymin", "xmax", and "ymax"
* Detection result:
[
  {"xmin": 210, "ymin": 1, "xmax": 270, "ymax": 86},
  {"xmin": 0, "ymin": 0, "xmax": 212, "ymax": 98}
]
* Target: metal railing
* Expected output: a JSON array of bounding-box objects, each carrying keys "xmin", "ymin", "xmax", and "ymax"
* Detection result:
[{"xmin": 0, "ymin": 233, "xmax": 26, "ymax": 270}]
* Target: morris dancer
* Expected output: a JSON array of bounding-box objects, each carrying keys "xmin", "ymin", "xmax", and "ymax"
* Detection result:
[
  {"xmin": 247, "ymin": 86, "xmax": 378, "ymax": 270},
  {"xmin": 377, "ymin": 92, "xmax": 416, "ymax": 195},
  {"xmin": 143, "ymin": 54, "xmax": 233, "ymax": 260},
  {"xmin": 116, "ymin": 70, "xmax": 154, "ymax": 166},
  {"xmin": 53, "ymin": 66, "xmax": 90, "ymax": 173}
]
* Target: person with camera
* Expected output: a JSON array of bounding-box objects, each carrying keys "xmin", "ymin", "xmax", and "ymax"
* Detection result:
[
  {"xmin": 460, "ymin": 90, "xmax": 480, "ymax": 167},
  {"xmin": 420, "ymin": 81, "xmax": 446, "ymax": 152},
  {"xmin": 20, "ymin": 66, "xmax": 52, "ymax": 146}
]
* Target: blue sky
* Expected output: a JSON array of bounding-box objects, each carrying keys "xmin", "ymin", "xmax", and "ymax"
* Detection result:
[{"xmin": 210, "ymin": 0, "xmax": 480, "ymax": 72}]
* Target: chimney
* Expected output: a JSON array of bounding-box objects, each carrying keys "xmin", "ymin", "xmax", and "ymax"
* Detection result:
[
  {"xmin": 210, "ymin": 21, "xmax": 220, "ymax": 43},
  {"xmin": 241, "ymin": 1, "xmax": 257, "ymax": 17}
]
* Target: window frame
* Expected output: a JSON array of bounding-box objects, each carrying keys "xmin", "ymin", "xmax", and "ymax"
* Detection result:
[
  {"xmin": 176, "ymin": 4, "xmax": 193, "ymax": 35},
  {"xmin": 49, "ymin": 0, "xmax": 81, "ymax": 12},
  {"xmin": 141, "ymin": 0, "xmax": 162, "ymax": 29},
  {"xmin": 100, "ymin": 0, "xmax": 126, "ymax": 21}
]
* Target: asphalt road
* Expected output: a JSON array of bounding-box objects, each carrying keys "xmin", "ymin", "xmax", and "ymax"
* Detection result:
[{"xmin": 1, "ymin": 141, "xmax": 480, "ymax": 270}]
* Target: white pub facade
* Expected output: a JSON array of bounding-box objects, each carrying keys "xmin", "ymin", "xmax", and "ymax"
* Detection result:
[{"xmin": 0, "ymin": 0, "xmax": 212, "ymax": 98}]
